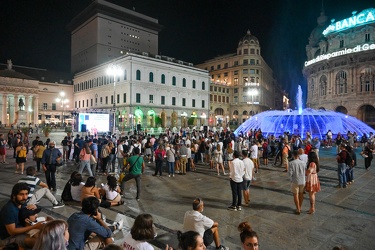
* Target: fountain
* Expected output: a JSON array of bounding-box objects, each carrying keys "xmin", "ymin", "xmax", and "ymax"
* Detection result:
[{"xmin": 234, "ymin": 85, "xmax": 375, "ymax": 139}]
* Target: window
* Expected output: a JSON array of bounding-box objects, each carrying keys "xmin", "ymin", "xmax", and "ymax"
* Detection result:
[
  {"xmin": 234, "ymin": 96, "xmax": 238, "ymax": 103},
  {"xmin": 149, "ymin": 72, "xmax": 154, "ymax": 82},
  {"xmin": 86, "ymin": 99, "xmax": 89, "ymax": 107},
  {"xmin": 210, "ymin": 94, "xmax": 213, "ymax": 101},
  {"xmin": 202, "ymin": 81, "xmax": 205, "ymax": 90},
  {"xmin": 182, "ymin": 78, "xmax": 186, "ymax": 87},
  {"xmin": 218, "ymin": 96, "xmax": 221, "ymax": 102},
  {"xmin": 95, "ymin": 97, "xmax": 97, "ymax": 105},
  {"xmin": 149, "ymin": 95, "xmax": 154, "ymax": 103},
  {"xmin": 161, "ymin": 96, "xmax": 165, "ymax": 105},
  {"xmin": 233, "ymin": 61, "xmax": 238, "ymax": 66},
  {"xmin": 201, "ymin": 100, "xmax": 205, "ymax": 108},
  {"xmin": 250, "ymin": 48, "xmax": 255, "ymax": 54},
  {"xmin": 234, "ymin": 70, "xmax": 238, "ymax": 75},
  {"xmin": 123, "ymin": 70, "xmax": 127, "ymax": 80},
  {"xmin": 82, "ymin": 100, "xmax": 85, "ymax": 108},
  {"xmin": 256, "ymin": 49, "xmax": 259, "ymax": 55},
  {"xmin": 78, "ymin": 101, "xmax": 80, "ymax": 108},
  {"xmin": 243, "ymin": 69, "xmax": 248, "ymax": 74},
  {"xmin": 117, "ymin": 94, "xmax": 120, "ymax": 104},
  {"xmin": 250, "ymin": 69, "xmax": 255, "ymax": 74},
  {"xmin": 336, "ymin": 71, "xmax": 347, "ymax": 94},
  {"xmin": 210, "ymin": 66, "xmax": 214, "ymax": 70},
  {"xmin": 172, "ymin": 97, "xmax": 176, "ymax": 106},
  {"xmin": 136, "ymin": 93, "xmax": 141, "ymax": 103},
  {"xmin": 339, "ymin": 40, "xmax": 344, "ymax": 48},
  {"xmin": 192, "ymin": 99, "xmax": 196, "ymax": 107},
  {"xmin": 224, "ymin": 63, "xmax": 228, "ymax": 68},
  {"xmin": 217, "ymin": 64, "xmax": 221, "ymax": 69},
  {"xmin": 360, "ymin": 68, "xmax": 375, "ymax": 92},
  {"xmin": 234, "ymin": 78, "xmax": 239, "ymax": 85},
  {"xmin": 51, "ymin": 103, "xmax": 56, "ymax": 110},
  {"xmin": 244, "ymin": 49, "xmax": 248, "ymax": 54},
  {"xmin": 91, "ymin": 99, "xmax": 93, "ymax": 106},
  {"xmin": 192, "ymin": 80, "xmax": 196, "ymax": 89},
  {"xmin": 365, "ymin": 33, "xmax": 370, "ymax": 42},
  {"xmin": 243, "ymin": 59, "xmax": 248, "ymax": 65},
  {"xmin": 182, "ymin": 98, "xmax": 186, "ymax": 106},
  {"xmin": 100, "ymin": 97, "xmax": 103, "ymax": 104},
  {"xmin": 161, "ymin": 74, "xmax": 166, "ymax": 84},
  {"xmin": 43, "ymin": 103, "xmax": 47, "ymax": 110},
  {"xmin": 226, "ymin": 96, "xmax": 229, "ymax": 103},
  {"xmin": 224, "ymin": 72, "xmax": 228, "ymax": 77},
  {"xmin": 136, "ymin": 70, "xmax": 141, "ymax": 80},
  {"xmin": 111, "ymin": 95, "xmax": 114, "ymax": 104},
  {"xmin": 214, "ymin": 87, "xmax": 217, "ymax": 92},
  {"xmin": 250, "ymin": 59, "xmax": 255, "ymax": 65},
  {"xmin": 123, "ymin": 93, "xmax": 126, "ymax": 103},
  {"xmin": 214, "ymin": 95, "xmax": 217, "ymax": 102},
  {"xmin": 234, "ymin": 88, "xmax": 238, "ymax": 93},
  {"xmin": 172, "ymin": 76, "xmax": 176, "ymax": 86},
  {"xmin": 105, "ymin": 96, "xmax": 108, "ymax": 104}
]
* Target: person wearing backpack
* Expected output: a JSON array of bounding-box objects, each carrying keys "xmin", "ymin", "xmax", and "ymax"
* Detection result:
[
  {"xmin": 336, "ymin": 144, "xmax": 350, "ymax": 188},
  {"xmin": 15, "ymin": 141, "xmax": 27, "ymax": 174}
]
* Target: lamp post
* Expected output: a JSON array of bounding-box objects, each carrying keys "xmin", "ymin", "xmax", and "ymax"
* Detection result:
[
  {"xmin": 56, "ymin": 91, "xmax": 69, "ymax": 126},
  {"xmin": 106, "ymin": 65, "xmax": 122, "ymax": 135},
  {"xmin": 248, "ymin": 89, "xmax": 259, "ymax": 116},
  {"xmin": 70, "ymin": 109, "xmax": 79, "ymax": 132}
]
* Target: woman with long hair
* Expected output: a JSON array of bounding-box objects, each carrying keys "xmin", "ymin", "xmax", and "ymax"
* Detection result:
[
  {"xmin": 15, "ymin": 141, "xmax": 27, "ymax": 174},
  {"xmin": 81, "ymin": 176, "xmax": 101, "ymax": 202},
  {"xmin": 32, "ymin": 219, "xmax": 69, "ymax": 250},
  {"xmin": 79, "ymin": 142, "xmax": 93, "ymax": 176},
  {"xmin": 101, "ymin": 175, "xmax": 124, "ymax": 206},
  {"xmin": 305, "ymin": 151, "xmax": 321, "ymax": 214},
  {"xmin": 214, "ymin": 144, "xmax": 226, "ymax": 175},
  {"xmin": 177, "ymin": 230, "xmax": 206, "ymax": 250},
  {"xmin": 238, "ymin": 221, "xmax": 259, "ymax": 250},
  {"xmin": 122, "ymin": 214, "xmax": 156, "ymax": 249}
]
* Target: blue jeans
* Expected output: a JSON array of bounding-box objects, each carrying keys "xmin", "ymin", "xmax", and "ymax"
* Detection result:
[
  {"xmin": 168, "ymin": 161, "xmax": 175, "ymax": 175},
  {"xmin": 346, "ymin": 167, "xmax": 354, "ymax": 182},
  {"xmin": 79, "ymin": 160, "xmax": 93, "ymax": 176},
  {"xmin": 337, "ymin": 163, "xmax": 347, "ymax": 187},
  {"xmin": 230, "ymin": 179, "xmax": 242, "ymax": 207}
]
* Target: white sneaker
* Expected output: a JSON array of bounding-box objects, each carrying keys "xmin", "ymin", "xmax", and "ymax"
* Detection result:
[
  {"xmin": 168, "ymin": 175, "xmax": 171, "ymax": 177},
  {"xmin": 114, "ymin": 219, "xmax": 124, "ymax": 230}
]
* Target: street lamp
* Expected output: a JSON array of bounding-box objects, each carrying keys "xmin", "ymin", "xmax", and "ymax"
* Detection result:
[
  {"xmin": 56, "ymin": 91, "xmax": 69, "ymax": 126},
  {"xmin": 248, "ymin": 89, "xmax": 259, "ymax": 116},
  {"xmin": 106, "ymin": 64, "xmax": 122, "ymax": 135}
]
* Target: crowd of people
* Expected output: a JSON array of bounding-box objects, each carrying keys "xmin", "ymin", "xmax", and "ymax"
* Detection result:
[{"xmin": 1, "ymin": 126, "xmax": 374, "ymax": 249}]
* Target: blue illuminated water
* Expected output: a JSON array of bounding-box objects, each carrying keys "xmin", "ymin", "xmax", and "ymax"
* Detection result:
[{"xmin": 234, "ymin": 108, "xmax": 375, "ymax": 139}]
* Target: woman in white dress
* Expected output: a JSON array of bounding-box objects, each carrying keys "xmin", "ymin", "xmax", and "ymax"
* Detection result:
[{"xmin": 214, "ymin": 144, "xmax": 227, "ymax": 176}]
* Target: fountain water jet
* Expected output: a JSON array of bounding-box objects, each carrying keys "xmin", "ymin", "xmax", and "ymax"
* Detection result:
[{"xmin": 234, "ymin": 85, "xmax": 375, "ymax": 139}]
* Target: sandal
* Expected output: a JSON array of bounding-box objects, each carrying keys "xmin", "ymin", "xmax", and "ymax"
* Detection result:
[{"xmin": 118, "ymin": 200, "xmax": 124, "ymax": 205}]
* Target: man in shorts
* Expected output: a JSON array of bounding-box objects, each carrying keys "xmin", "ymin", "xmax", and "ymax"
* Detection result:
[
  {"xmin": 282, "ymin": 138, "xmax": 291, "ymax": 172},
  {"xmin": 183, "ymin": 198, "xmax": 228, "ymax": 250},
  {"xmin": 288, "ymin": 150, "xmax": 306, "ymax": 214},
  {"xmin": 242, "ymin": 150, "xmax": 254, "ymax": 206},
  {"xmin": 0, "ymin": 183, "xmax": 45, "ymax": 249}
]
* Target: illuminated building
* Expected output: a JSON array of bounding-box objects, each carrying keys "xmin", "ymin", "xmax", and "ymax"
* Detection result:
[
  {"xmin": 196, "ymin": 30, "xmax": 284, "ymax": 127},
  {"xmin": 303, "ymin": 8, "xmax": 375, "ymax": 128},
  {"xmin": 73, "ymin": 53, "xmax": 210, "ymax": 131}
]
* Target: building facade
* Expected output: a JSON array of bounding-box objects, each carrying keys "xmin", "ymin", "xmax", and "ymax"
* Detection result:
[
  {"xmin": 68, "ymin": 0, "xmax": 163, "ymax": 74},
  {"xmin": 196, "ymin": 30, "xmax": 284, "ymax": 127},
  {"xmin": 73, "ymin": 53, "xmax": 210, "ymax": 132},
  {"xmin": 303, "ymin": 8, "xmax": 375, "ymax": 128},
  {"xmin": 0, "ymin": 60, "xmax": 73, "ymax": 126}
]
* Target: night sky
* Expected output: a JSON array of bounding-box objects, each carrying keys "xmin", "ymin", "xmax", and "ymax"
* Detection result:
[{"xmin": 0, "ymin": 0, "xmax": 373, "ymax": 106}]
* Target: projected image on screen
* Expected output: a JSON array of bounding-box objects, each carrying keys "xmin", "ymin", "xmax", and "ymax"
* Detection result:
[{"xmin": 78, "ymin": 113, "xmax": 109, "ymax": 132}]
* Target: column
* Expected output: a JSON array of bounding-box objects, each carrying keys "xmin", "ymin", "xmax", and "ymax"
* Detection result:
[
  {"xmin": 33, "ymin": 96, "xmax": 39, "ymax": 125},
  {"xmin": 1, "ymin": 95, "xmax": 7, "ymax": 126},
  {"xmin": 25, "ymin": 95, "xmax": 30, "ymax": 124},
  {"xmin": 13, "ymin": 95, "xmax": 18, "ymax": 124}
]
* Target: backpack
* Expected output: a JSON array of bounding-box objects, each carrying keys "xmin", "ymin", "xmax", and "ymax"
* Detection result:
[
  {"xmin": 123, "ymin": 143, "xmax": 129, "ymax": 154},
  {"xmin": 101, "ymin": 145, "xmax": 109, "ymax": 158},
  {"xmin": 61, "ymin": 181, "xmax": 73, "ymax": 202},
  {"xmin": 344, "ymin": 151, "xmax": 354, "ymax": 167},
  {"xmin": 18, "ymin": 147, "xmax": 27, "ymax": 158},
  {"xmin": 156, "ymin": 151, "xmax": 163, "ymax": 160}
]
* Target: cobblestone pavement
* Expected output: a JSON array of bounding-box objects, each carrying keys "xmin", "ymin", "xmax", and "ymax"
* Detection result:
[{"xmin": 0, "ymin": 130, "xmax": 374, "ymax": 249}]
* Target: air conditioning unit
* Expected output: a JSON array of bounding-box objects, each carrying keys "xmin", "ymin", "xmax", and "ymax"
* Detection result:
[{"xmin": 142, "ymin": 52, "xmax": 149, "ymax": 56}]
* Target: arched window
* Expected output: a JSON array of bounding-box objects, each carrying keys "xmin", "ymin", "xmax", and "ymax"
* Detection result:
[
  {"xmin": 202, "ymin": 81, "xmax": 206, "ymax": 90},
  {"xmin": 161, "ymin": 74, "xmax": 166, "ymax": 84},
  {"xmin": 136, "ymin": 70, "xmax": 141, "ymax": 80},
  {"xmin": 172, "ymin": 76, "xmax": 176, "ymax": 86},
  {"xmin": 319, "ymin": 75, "xmax": 327, "ymax": 96},
  {"xmin": 233, "ymin": 110, "xmax": 239, "ymax": 115},
  {"xmin": 360, "ymin": 68, "xmax": 374, "ymax": 92},
  {"xmin": 182, "ymin": 78, "xmax": 186, "ymax": 87},
  {"xmin": 335, "ymin": 71, "xmax": 347, "ymax": 94},
  {"xmin": 149, "ymin": 72, "xmax": 154, "ymax": 83}
]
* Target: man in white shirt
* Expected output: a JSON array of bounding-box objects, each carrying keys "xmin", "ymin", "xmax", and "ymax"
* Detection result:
[
  {"xmin": 288, "ymin": 150, "xmax": 306, "ymax": 215},
  {"xmin": 183, "ymin": 198, "xmax": 228, "ymax": 250},
  {"xmin": 242, "ymin": 150, "xmax": 254, "ymax": 206},
  {"xmin": 228, "ymin": 150, "xmax": 245, "ymax": 211},
  {"xmin": 250, "ymin": 140, "xmax": 259, "ymax": 174},
  {"xmin": 298, "ymin": 148, "xmax": 308, "ymax": 167}
]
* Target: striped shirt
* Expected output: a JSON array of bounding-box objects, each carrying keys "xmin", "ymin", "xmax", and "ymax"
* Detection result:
[{"xmin": 18, "ymin": 176, "xmax": 41, "ymax": 198}]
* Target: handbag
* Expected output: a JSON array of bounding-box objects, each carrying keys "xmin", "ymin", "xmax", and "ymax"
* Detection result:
[
  {"xmin": 56, "ymin": 157, "xmax": 63, "ymax": 166},
  {"xmin": 90, "ymin": 154, "xmax": 97, "ymax": 164}
]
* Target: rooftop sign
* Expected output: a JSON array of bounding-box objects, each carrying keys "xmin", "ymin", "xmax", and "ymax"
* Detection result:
[{"xmin": 323, "ymin": 8, "xmax": 375, "ymax": 36}]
